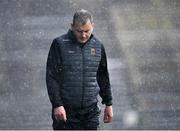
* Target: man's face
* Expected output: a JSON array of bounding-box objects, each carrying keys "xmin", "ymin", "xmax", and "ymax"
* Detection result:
[{"xmin": 71, "ymin": 20, "xmax": 94, "ymax": 44}]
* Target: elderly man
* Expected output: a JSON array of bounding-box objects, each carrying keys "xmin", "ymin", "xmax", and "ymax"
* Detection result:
[{"xmin": 46, "ymin": 9, "xmax": 113, "ymax": 130}]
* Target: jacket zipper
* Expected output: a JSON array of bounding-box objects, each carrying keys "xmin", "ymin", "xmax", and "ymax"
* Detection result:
[{"xmin": 81, "ymin": 47, "xmax": 85, "ymax": 109}]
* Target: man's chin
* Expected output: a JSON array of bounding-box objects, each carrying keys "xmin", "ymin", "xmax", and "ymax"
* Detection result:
[{"xmin": 78, "ymin": 39, "xmax": 87, "ymax": 44}]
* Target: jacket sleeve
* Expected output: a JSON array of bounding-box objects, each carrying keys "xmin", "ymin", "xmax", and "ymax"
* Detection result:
[
  {"xmin": 97, "ymin": 44, "xmax": 113, "ymax": 106},
  {"xmin": 46, "ymin": 39, "xmax": 63, "ymax": 108}
]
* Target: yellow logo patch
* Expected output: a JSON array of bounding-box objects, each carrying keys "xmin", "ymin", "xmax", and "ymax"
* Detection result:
[{"xmin": 91, "ymin": 48, "xmax": 96, "ymax": 55}]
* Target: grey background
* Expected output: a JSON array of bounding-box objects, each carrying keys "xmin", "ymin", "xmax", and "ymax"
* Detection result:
[{"xmin": 0, "ymin": 0, "xmax": 180, "ymax": 129}]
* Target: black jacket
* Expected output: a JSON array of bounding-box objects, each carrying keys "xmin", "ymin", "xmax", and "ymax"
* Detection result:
[{"xmin": 46, "ymin": 30, "xmax": 112, "ymax": 109}]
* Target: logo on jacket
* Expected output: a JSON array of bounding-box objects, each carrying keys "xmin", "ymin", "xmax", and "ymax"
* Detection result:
[
  {"xmin": 68, "ymin": 50, "xmax": 75, "ymax": 54},
  {"xmin": 91, "ymin": 48, "xmax": 96, "ymax": 55}
]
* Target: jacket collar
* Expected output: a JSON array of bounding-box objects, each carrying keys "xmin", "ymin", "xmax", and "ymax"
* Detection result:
[{"xmin": 67, "ymin": 29, "xmax": 76, "ymax": 41}]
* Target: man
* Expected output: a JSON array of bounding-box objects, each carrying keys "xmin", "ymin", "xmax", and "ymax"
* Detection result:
[{"xmin": 46, "ymin": 9, "xmax": 113, "ymax": 130}]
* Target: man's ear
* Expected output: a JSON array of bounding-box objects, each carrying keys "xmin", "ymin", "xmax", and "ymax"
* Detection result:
[
  {"xmin": 92, "ymin": 22, "xmax": 95, "ymax": 28},
  {"xmin": 91, "ymin": 23, "xmax": 95, "ymax": 32}
]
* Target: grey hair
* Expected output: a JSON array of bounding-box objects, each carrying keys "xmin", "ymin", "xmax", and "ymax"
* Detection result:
[{"xmin": 73, "ymin": 9, "xmax": 93, "ymax": 25}]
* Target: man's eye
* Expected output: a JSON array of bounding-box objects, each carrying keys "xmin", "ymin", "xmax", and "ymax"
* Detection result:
[
  {"xmin": 77, "ymin": 30, "xmax": 83, "ymax": 33},
  {"xmin": 76, "ymin": 30, "xmax": 90, "ymax": 34}
]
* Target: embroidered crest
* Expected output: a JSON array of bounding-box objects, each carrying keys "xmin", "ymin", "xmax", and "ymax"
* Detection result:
[
  {"xmin": 91, "ymin": 48, "xmax": 96, "ymax": 55},
  {"xmin": 68, "ymin": 50, "xmax": 75, "ymax": 54}
]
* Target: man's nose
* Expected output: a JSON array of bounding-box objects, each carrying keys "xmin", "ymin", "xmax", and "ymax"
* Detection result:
[{"xmin": 82, "ymin": 32, "xmax": 86, "ymax": 38}]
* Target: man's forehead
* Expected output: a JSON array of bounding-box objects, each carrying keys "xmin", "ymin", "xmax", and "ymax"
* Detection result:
[
  {"xmin": 73, "ymin": 22, "xmax": 93, "ymax": 29},
  {"xmin": 73, "ymin": 19, "xmax": 92, "ymax": 26}
]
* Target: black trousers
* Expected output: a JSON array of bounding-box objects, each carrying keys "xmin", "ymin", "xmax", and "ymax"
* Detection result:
[{"xmin": 52, "ymin": 104, "xmax": 101, "ymax": 130}]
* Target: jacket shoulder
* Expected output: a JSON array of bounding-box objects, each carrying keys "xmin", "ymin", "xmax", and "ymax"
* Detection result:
[
  {"xmin": 91, "ymin": 36, "xmax": 104, "ymax": 48},
  {"xmin": 53, "ymin": 33, "xmax": 70, "ymax": 46}
]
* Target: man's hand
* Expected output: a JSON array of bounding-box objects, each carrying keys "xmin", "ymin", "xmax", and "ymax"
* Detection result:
[
  {"xmin": 104, "ymin": 106, "xmax": 113, "ymax": 123},
  {"xmin": 54, "ymin": 106, "xmax": 67, "ymax": 122}
]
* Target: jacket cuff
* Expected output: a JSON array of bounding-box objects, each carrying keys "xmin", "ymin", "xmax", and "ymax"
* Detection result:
[
  {"xmin": 52, "ymin": 101, "xmax": 63, "ymax": 108},
  {"xmin": 102, "ymin": 100, "xmax": 113, "ymax": 106},
  {"xmin": 105, "ymin": 101, "xmax": 113, "ymax": 106}
]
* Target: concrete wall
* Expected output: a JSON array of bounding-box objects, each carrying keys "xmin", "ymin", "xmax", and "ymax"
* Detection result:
[{"xmin": 0, "ymin": 0, "xmax": 180, "ymax": 129}]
